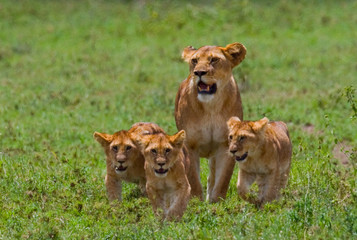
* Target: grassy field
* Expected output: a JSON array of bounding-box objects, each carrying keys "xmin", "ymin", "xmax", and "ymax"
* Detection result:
[{"xmin": 0, "ymin": 0, "xmax": 356, "ymax": 239}]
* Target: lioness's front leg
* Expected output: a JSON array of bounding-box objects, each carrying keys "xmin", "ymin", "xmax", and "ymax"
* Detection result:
[
  {"xmin": 105, "ymin": 174, "xmax": 122, "ymax": 202},
  {"xmin": 186, "ymin": 148, "xmax": 203, "ymax": 200},
  {"xmin": 208, "ymin": 145, "xmax": 235, "ymax": 202}
]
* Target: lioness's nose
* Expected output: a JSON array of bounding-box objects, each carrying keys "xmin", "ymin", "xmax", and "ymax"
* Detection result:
[
  {"xmin": 230, "ymin": 149, "xmax": 237, "ymax": 154},
  {"xmin": 158, "ymin": 162, "xmax": 165, "ymax": 166},
  {"xmin": 194, "ymin": 70, "xmax": 207, "ymax": 77}
]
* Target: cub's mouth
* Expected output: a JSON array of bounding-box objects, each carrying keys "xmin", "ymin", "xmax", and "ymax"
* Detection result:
[
  {"xmin": 197, "ymin": 80, "xmax": 217, "ymax": 94},
  {"xmin": 235, "ymin": 152, "xmax": 248, "ymax": 162},
  {"xmin": 154, "ymin": 168, "xmax": 169, "ymax": 175},
  {"xmin": 115, "ymin": 166, "xmax": 128, "ymax": 172}
]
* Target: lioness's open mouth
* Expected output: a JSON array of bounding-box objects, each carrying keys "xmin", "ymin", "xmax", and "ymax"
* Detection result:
[
  {"xmin": 155, "ymin": 168, "xmax": 169, "ymax": 175},
  {"xmin": 235, "ymin": 152, "xmax": 248, "ymax": 162},
  {"xmin": 115, "ymin": 166, "xmax": 128, "ymax": 172},
  {"xmin": 197, "ymin": 80, "xmax": 217, "ymax": 94}
]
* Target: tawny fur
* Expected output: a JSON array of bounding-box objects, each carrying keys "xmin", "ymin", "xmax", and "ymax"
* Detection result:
[
  {"xmin": 93, "ymin": 122, "xmax": 164, "ymax": 202},
  {"xmin": 175, "ymin": 42, "xmax": 246, "ymax": 202},
  {"xmin": 137, "ymin": 130, "xmax": 191, "ymax": 221},
  {"xmin": 227, "ymin": 117, "xmax": 292, "ymax": 207}
]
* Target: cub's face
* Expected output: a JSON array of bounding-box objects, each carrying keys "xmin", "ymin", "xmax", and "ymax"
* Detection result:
[
  {"xmin": 227, "ymin": 117, "xmax": 269, "ymax": 163},
  {"xmin": 94, "ymin": 131, "xmax": 140, "ymax": 175},
  {"xmin": 139, "ymin": 130, "xmax": 185, "ymax": 178},
  {"xmin": 182, "ymin": 42, "xmax": 246, "ymax": 102}
]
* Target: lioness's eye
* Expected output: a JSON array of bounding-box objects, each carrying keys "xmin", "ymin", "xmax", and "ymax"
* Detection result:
[
  {"xmin": 165, "ymin": 148, "xmax": 171, "ymax": 153},
  {"xmin": 239, "ymin": 136, "xmax": 245, "ymax": 142},
  {"xmin": 229, "ymin": 135, "xmax": 233, "ymax": 140},
  {"xmin": 112, "ymin": 146, "xmax": 118, "ymax": 152},
  {"xmin": 151, "ymin": 149, "xmax": 157, "ymax": 154},
  {"xmin": 210, "ymin": 57, "xmax": 219, "ymax": 64},
  {"xmin": 191, "ymin": 58, "xmax": 198, "ymax": 65},
  {"xmin": 125, "ymin": 145, "xmax": 132, "ymax": 151}
]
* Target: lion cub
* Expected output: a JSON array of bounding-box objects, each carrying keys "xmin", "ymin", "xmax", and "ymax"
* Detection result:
[
  {"xmin": 227, "ymin": 117, "xmax": 292, "ymax": 207},
  {"xmin": 137, "ymin": 130, "xmax": 191, "ymax": 221},
  {"xmin": 94, "ymin": 122, "xmax": 164, "ymax": 202}
]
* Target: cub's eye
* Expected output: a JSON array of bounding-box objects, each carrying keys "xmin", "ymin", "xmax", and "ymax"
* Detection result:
[
  {"xmin": 229, "ymin": 135, "xmax": 233, "ymax": 140},
  {"xmin": 210, "ymin": 57, "xmax": 220, "ymax": 64},
  {"xmin": 112, "ymin": 146, "xmax": 118, "ymax": 152},
  {"xmin": 151, "ymin": 149, "xmax": 157, "ymax": 155},
  {"xmin": 239, "ymin": 136, "xmax": 246, "ymax": 142},
  {"xmin": 165, "ymin": 148, "xmax": 171, "ymax": 154},
  {"xmin": 125, "ymin": 145, "xmax": 132, "ymax": 151},
  {"xmin": 191, "ymin": 58, "xmax": 198, "ymax": 65}
]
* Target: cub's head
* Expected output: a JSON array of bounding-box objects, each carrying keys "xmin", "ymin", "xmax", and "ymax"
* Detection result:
[
  {"xmin": 138, "ymin": 130, "xmax": 186, "ymax": 178},
  {"xmin": 227, "ymin": 117, "xmax": 269, "ymax": 163},
  {"xmin": 182, "ymin": 42, "xmax": 246, "ymax": 102},
  {"xmin": 94, "ymin": 130, "xmax": 141, "ymax": 175}
]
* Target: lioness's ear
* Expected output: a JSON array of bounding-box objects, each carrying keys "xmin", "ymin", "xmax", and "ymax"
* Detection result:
[
  {"xmin": 227, "ymin": 116, "xmax": 241, "ymax": 131},
  {"xmin": 181, "ymin": 46, "xmax": 196, "ymax": 63},
  {"xmin": 93, "ymin": 132, "xmax": 112, "ymax": 147},
  {"xmin": 171, "ymin": 130, "xmax": 186, "ymax": 148},
  {"xmin": 252, "ymin": 117, "xmax": 269, "ymax": 132},
  {"xmin": 221, "ymin": 42, "xmax": 246, "ymax": 67}
]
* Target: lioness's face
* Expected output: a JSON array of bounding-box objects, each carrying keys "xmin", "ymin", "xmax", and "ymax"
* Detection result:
[
  {"xmin": 94, "ymin": 131, "xmax": 139, "ymax": 175},
  {"xmin": 227, "ymin": 117, "xmax": 269, "ymax": 163},
  {"xmin": 182, "ymin": 43, "xmax": 246, "ymax": 102},
  {"xmin": 141, "ymin": 131, "xmax": 185, "ymax": 178}
]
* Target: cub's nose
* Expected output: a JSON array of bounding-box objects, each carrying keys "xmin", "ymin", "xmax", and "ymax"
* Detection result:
[
  {"xmin": 158, "ymin": 162, "xmax": 165, "ymax": 167},
  {"xmin": 230, "ymin": 150, "xmax": 237, "ymax": 154},
  {"xmin": 194, "ymin": 70, "xmax": 207, "ymax": 77},
  {"xmin": 118, "ymin": 160, "xmax": 125, "ymax": 164}
]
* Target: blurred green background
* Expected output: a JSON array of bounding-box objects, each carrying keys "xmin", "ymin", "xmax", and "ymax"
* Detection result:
[{"xmin": 0, "ymin": 0, "xmax": 356, "ymax": 239}]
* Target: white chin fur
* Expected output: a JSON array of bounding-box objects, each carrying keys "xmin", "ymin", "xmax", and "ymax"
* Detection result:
[
  {"xmin": 197, "ymin": 94, "xmax": 215, "ymax": 102},
  {"xmin": 238, "ymin": 159, "xmax": 247, "ymax": 164},
  {"xmin": 154, "ymin": 172, "xmax": 168, "ymax": 178}
]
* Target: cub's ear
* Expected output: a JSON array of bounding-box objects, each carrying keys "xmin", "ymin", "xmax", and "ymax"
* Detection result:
[
  {"xmin": 227, "ymin": 116, "xmax": 241, "ymax": 131},
  {"xmin": 221, "ymin": 42, "xmax": 246, "ymax": 67},
  {"xmin": 252, "ymin": 117, "xmax": 269, "ymax": 132},
  {"xmin": 171, "ymin": 130, "xmax": 186, "ymax": 148},
  {"xmin": 93, "ymin": 132, "xmax": 113, "ymax": 147},
  {"xmin": 181, "ymin": 46, "xmax": 196, "ymax": 63}
]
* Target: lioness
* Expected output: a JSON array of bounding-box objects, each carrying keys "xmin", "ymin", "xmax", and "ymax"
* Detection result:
[
  {"xmin": 175, "ymin": 42, "xmax": 246, "ymax": 202},
  {"xmin": 227, "ymin": 117, "xmax": 292, "ymax": 207},
  {"xmin": 93, "ymin": 122, "xmax": 164, "ymax": 202},
  {"xmin": 137, "ymin": 130, "xmax": 191, "ymax": 221}
]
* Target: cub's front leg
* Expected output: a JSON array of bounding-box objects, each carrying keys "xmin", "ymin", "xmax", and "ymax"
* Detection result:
[
  {"xmin": 105, "ymin": 174, "xmax": 122, "ymax": 202},
  {"xmin": 165, "ymin": 185, "xmax": 191, "ymax": 221},
  {"xmin": 237, "ymin": 169, "xmax": 256, "ymax": 204},
  {"xmin": 256, "ymin": 171, "xmax": 280, "ymax": 207},
  {"xmin": 146, "ymin": 185, "xmax": 164, "ymax": 217}
]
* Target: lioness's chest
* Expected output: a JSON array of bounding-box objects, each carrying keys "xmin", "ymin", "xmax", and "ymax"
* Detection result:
[{"xmin": 185, "ymin": 115, "xmax": 228, "ymax": 155}]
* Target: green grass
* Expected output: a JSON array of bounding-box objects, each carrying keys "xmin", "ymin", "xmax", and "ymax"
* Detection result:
[{"xmin": 0, "ymin": 0, "xmax": 356, "ymax": 239}]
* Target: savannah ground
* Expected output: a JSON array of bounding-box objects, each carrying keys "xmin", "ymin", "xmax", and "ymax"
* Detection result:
[{"xmin": 0, "ymin": 0, "xmax": 356, "ymax": 239}]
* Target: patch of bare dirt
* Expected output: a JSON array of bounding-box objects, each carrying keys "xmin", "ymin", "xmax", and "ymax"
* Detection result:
[
  {"xmin": 302, "ymin": 123, "xmax": 324, "ymax": 135},
  {"xmin": 332, "ymin": 141, "xmax": 355, "ymax": 166}
]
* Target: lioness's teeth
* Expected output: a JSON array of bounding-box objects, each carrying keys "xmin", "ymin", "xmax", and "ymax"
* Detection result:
[
  {"xmin": 207, "ymin": 85, "xmax": 210, "ymax": 91},
  {"xmin": 198, "ymin": 86, "xmax": 202, "ymax": 91}
]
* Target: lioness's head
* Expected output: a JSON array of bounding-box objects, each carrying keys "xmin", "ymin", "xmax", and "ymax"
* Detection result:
[
  {"xmin": 182, "ymin": 42, "xmax": 246, "ymax": 102},
  {"xmin": 138, "ymin": 130, "xmax": 186, "ymax": 178},
  {"xmin": 94, "ymin": 130, "xmax": 141, "ymax": 174},
  {"xmin": 227, "ymin": 117, "xmax": 269, "ymax": 163}
]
